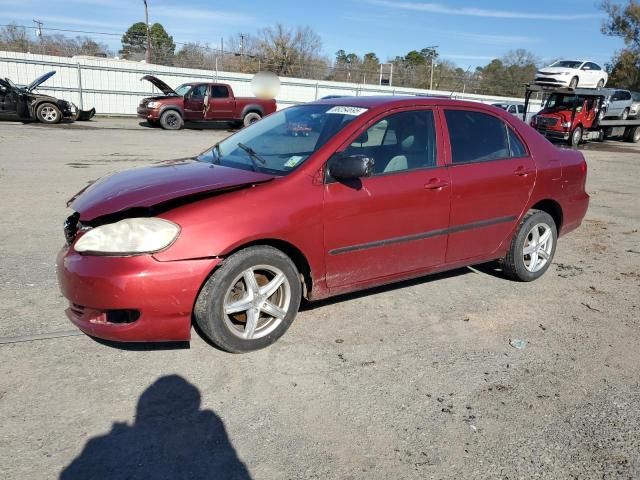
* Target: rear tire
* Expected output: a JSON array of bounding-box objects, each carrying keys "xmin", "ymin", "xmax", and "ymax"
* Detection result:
[
  {"xmin": 36, "ymin": 102, "xmax": 62, "ymax": 124},
  {"xmin": 159, "ymin": 110, "xmax": 183, "ymax": 130},
  {"xmin": 569, "ymin": 76, "xmax": 579, "ymax": 88},
  {"xmin": 243, "ymin": 111, "xmax": 262, "ymax": 127},
  {"xmin": 194, "ymin": 246, "xmax": 302, "ymax": 353},
  {"xmin": 502, "ymin": 210, "xmax": 557, "ymax": 282},
  {"xmin": 596, "ymin": 79, "xmax": 605, "ymax": 89},
  {"xmin": 625, "ymin": 126, "xmax": 640, "ymax": 143}
]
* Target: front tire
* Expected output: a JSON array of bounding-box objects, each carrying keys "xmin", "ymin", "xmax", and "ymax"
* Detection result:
[
  {"xmin": 36, "ymin": 103, "xmax": 62, "ymax": 124},
  {"xmin": 502, "ymin": 210, "xmax": 557, "ymax": 282},
  {"xmin": 569, "ymin": 76, "xmax": 579, "ymax": 88},
  {"xmin": 620, "ymin": 108, "xmax": 630, "ymax": 120},
  {"xmin": 569, "ymin": 125, "xmax": 583, "ymax": 147},
  {"xmin": 194, "ymin": 246, "xmax": 302, "ymax": 353},
  {"xmin": 243, "ymin": 111, "xmax": 262, "ymax": 127},
  {"xmin": 159, "ymin": 110, "xmax": 184, "ymax": 130}
]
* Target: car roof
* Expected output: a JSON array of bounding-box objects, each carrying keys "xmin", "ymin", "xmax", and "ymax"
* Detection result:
[{"xmin": 312, "ymin": 95, "xmax": 495, "ymax": 110}]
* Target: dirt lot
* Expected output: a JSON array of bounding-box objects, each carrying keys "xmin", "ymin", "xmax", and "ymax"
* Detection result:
[{"xmin": 1, "ymin": 117, "xmax": 639, "ymax": 479}]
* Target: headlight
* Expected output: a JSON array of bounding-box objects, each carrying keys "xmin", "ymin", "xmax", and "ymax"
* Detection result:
[
  {"xmin": 562, "ymin": 122, "xmax": 572, "ymax": 128},
  {"xmin": 74, "ymin": 218, "xmax": 180, "ymax": 254},
  {"xmin": 147, "ymin": 101, "xmax": 160, "ymax": 108},
  {"xmin": 561, "ymin": 72, "xmax": 571, "ymax": 75}
]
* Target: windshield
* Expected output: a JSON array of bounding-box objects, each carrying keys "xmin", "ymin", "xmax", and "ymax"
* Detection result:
[
  {"xmin": 174, "ymin": 84, "xmax": 191, "ymax": 96},
  {"xmin": 550, "ymin": 60, "xmax": 583, "ymax": 69},
  {"xmin": 197, "ymin": 104, "xmax": 365, "ymax": 175},
  {"xmin": 544, "ymin": 94, "xmax": 584, "ymax": 110},
  {"xmin": 632, "ymin": 92, "xmax": 640, "ymax": 102}
]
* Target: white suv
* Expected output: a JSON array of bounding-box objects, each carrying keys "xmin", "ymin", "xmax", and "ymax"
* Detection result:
[{"xmin": 534, "ymin": 60, "xmax": 608, "ymax": 89}]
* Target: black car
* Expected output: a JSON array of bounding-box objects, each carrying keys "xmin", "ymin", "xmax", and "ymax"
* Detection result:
[{"xmin": 0, "ymin": 71, "xmax": 94, "ymax": 124}]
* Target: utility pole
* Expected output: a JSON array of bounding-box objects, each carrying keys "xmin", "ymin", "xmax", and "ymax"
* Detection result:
[
  {"xmin": 143, "ymin": 0, "xmax": 151, "ymax": 63},
  {"xmin": 240, "ymin": 33, "xmax": 245, "ymax": 70},
  {"xmin": 33, "ymin": 19, "xmax": 43, "ymax": 54},
  {"xmin": 220, "ymin": 37, "xmax": 224, "ymax": 71},
  {"xmin": 425, "ymin": 45, "xmax": 439, "ymax": 90}
]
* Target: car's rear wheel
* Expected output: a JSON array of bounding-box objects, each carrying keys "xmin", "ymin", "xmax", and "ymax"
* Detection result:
[
  {"xmin": 159, "ymin": 110, "xmax": 184, "ymax": 130},
  {"xmin": 625, "ymin": 126, "xmax": 640, "ymax": 143},
  {"xmin": 243, "ymin": 111, "xmax": 262, "ymax": 127},
  {"xmin": 502, "ymin": 210, "xmax": 557, "ymax": 282},
  {"xmin": 569, "ymin": 125, "xmax": 582, "ymax": 147},
  {"xmin": 194, "ymin": 246, "xmax": 302, "ymax": 353},
  {"xmin": 596, "ymin": 79, "xmax": 605, "ymax": 89},
  {"xmin": 36, "ymin": 103, "xmax": 62, "ymax": 124},
  {"xmin": 569, "ymin": 76, "xmax": 579, "ymax": 88}
]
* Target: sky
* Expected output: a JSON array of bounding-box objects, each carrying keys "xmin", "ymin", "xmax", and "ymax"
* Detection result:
[{"xmin": 0, "ymin": 0, "xmax": 627, "ymax": 69}]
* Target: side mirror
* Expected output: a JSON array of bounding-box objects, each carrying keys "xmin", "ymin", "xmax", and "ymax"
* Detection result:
[
  {"xmin": 329, "ymin": 155, "xmax": 374, "ymax": 180},
  {"xmin": 204, "ymin": 94, "xmax": 210, "ymax": 106}
]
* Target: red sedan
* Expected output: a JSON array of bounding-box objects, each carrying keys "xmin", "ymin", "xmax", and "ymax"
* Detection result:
[{"xmin": 57, "ymin": 96, "xmax": 589, "ymax": 352}]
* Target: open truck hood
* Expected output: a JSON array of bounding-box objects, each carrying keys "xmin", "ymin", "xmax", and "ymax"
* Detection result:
[
  {"xmin": 69, "ymin": 160, "xmax": 274, "ymax": 221},
  {"xmin": 26, "ymin": 71, "xmax": 56, "ymax": 92},
  {"xmin": 141, "ymin": 75, "xmax": 178, "ymax": 96}
]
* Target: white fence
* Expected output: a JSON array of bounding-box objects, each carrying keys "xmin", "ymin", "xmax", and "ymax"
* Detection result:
[{"xmin": 0, "ymin": 51, "xmax": 538, "ymax": 116}]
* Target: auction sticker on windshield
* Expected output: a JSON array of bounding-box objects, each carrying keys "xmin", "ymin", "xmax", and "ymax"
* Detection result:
[{"xmin": 326, "ymin": 106, "xmax": 368, "ymax": 116}]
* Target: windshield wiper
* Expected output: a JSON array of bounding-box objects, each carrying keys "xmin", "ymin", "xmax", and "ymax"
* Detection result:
[{"xmin": 237, "ymin": 142, "xmax": 267, "ymax": 170}]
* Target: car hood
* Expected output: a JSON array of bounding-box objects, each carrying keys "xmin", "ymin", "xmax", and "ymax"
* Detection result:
[
  {"xmin": 141, "ymin": 75, "xmax": 178, "ymax": 96},
  {"xmin": 69, "ymin": 160, "xmax": 275, "ymax": 221},
  {"xmin": 537, "ymin": 67, "xmax": 574, "ymax": 75},
  {"xmin": 26, "ymin": 71, "xmax": 56, "ymax": 92}
]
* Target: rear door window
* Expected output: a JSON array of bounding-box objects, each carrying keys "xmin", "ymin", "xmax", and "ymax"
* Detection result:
[
  {"xmin": 444, "ymin": 110, "xmax": 509, "ymax": 164},
  {"xmin": 212, "ymin": 86, "xmax": 229, "ymax": 98}
]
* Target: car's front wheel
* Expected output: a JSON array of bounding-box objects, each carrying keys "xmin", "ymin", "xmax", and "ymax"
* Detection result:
[
  {"xmin": 569, "ymin": 125, "xmax": 583, "ymax": 147},
  {"xmin": 569, "ymin": 76, "xmax": 579, "ymax": 88},
  {"xmin": 194, "ymin": 246, "xmax": 302, "ymax": 353},
  {"xmin": 36, "ymin": 103, "xmax": 62, "ymax": 124},
  {"xmin": 159, "ymin": 110, "xmax": 184, "ymax": 130},
  {"xmin": 620, "ymin": 108, "xmax": 630, "ymax": 120},
  {"xmin": 502, "ymin": 210, "xmax": 557, "ymax": 282}
]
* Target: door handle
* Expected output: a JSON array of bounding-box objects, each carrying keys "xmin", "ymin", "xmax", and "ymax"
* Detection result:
[
  {"xmin": 514, "ymin": 166, "xmax": 534, "ymax": 177},
  {"xmin": 425, "ymin": 178, "xmax": 449, "ymax": 190}
]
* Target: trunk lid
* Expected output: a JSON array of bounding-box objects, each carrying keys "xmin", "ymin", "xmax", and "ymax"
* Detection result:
[
  {"xmin": 69, "ymin": 160, "xmax": 274, "ymax": 221},
  {"xmin": 141, "ymin": 75, "xmax": 178, "ymax": 96}
]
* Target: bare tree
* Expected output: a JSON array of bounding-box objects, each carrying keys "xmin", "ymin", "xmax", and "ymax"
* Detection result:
[
  {"xmin": 254, "ymin": 24, "xmax": 328, "ymax": 78},
  {"xmin": 0, "ymin": 23, "xmax": 31, "ymax": 53}
]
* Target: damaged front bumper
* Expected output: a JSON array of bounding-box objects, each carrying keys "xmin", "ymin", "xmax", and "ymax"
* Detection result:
[{"xmin": 56, "ymin": 246, "xmax": 220, "ymax": 342}]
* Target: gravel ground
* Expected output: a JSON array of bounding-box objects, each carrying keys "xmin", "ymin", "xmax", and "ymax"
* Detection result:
[{"xmin": 0, "ymin": 117, "xmax": 639, "ymax": 479}]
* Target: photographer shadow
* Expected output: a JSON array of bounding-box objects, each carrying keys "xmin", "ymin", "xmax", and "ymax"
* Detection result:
[{"xmin": 60, "ymin": 375, "xmax": 251, "ymax": 480}]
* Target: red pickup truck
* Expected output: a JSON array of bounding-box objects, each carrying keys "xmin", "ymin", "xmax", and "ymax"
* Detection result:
[{"xmin": 137, "ymin": 75, "xmax": 277, "ymax": 130}]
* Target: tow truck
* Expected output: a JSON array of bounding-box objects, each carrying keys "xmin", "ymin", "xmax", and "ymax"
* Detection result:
[{"xmin": 523, "ymin": 84, "xmax": 640, "ymax": 146}]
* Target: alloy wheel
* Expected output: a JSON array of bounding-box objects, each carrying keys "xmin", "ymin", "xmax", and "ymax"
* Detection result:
[
  {"xmin": 222, "ymin": 265, "xmax": 291, "ymax": 340},
  {"xmin": 41, "ymin": 106, "xmax": 58, "ymax": 122},
  {"xmin": 523, "ymin": 223, "xmax": 553, "ymax": 273}
]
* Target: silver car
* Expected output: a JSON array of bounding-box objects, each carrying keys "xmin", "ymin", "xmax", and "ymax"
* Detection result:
[{"xmin": 601, "ymin": 89, "xmax": 634, "ymax": 119}]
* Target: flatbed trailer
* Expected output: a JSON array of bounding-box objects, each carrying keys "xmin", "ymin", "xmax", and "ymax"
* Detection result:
[{"xmin": 523, "ymin": 84, "xmax": 640, "ymax": 144}]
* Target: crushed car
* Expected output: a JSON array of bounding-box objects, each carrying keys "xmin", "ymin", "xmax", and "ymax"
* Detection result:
[{"xmin": 0, "ymin": 71, "xmax": 95, "ymax": 124}]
